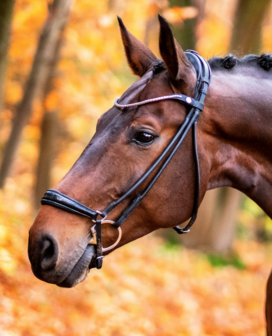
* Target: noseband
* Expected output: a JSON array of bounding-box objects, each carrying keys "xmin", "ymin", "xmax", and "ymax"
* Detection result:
[{"xmin": 41, "ymin": 50, "xmax": 211, "ymax": 269}]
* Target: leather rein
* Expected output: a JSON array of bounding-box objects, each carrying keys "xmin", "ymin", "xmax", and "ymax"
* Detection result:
[{"xmin": 41, "ymin": 50, "xmax": 212, "ymax": 269}]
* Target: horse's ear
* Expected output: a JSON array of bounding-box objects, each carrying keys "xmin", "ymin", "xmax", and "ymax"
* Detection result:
[
  {"xmin": 118, "ymin": 17, "xmax": 158, "ymax": 77},
  {"xmin": 158, "ymin": 15, "xmax": 196, "ymax": 92}
]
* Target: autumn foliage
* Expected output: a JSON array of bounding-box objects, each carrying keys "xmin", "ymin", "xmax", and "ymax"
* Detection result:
[
  {"xmin": 0, "ymin": 0, "xmax": 272, "ymax": 335},
  {"xmin": 0, "ymin": 185, "xmax": 271, "ymax": 335}
]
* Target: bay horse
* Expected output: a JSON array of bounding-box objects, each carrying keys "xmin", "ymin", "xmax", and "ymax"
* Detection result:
[{"xmin": 28, "ymin": 15, "xmax": 272, "ymax": 334}]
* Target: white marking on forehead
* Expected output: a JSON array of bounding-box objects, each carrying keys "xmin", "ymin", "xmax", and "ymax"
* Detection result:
[{"xmin": 118, "ymin": 70, "xmax": 153, "ymax": 105}]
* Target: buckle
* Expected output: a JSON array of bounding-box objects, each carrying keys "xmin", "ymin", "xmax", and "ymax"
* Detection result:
[{"xmin": 89, "ymin": 218, "xmax": 122, "ymax": 252}]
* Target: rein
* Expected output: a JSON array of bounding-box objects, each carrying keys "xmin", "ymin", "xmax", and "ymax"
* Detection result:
[{"xmin": 41, "ymin": 50, "xmax": 211, "ymax": 269}]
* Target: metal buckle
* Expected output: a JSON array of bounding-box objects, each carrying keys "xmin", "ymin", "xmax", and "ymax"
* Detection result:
[
  {"xmin": 92, "ymin": 209, "xmax": 105, "ymax": 223},
  {"xmin": 89, "ymin": 217, "xmax": 122, "ymax": 253}
]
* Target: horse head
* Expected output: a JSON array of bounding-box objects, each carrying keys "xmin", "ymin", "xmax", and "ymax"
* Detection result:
[{"xmin": 28, "ymin": 16, "xmax": 213, "ymax": 287}]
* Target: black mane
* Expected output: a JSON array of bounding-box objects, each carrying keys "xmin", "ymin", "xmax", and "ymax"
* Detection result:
[{"xmin": 208, "ymin": 53, "xmax": 272, "ymax": 72}]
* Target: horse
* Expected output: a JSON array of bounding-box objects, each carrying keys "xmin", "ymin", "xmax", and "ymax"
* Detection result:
[{"xmin": 28, "ymin": 15, "xmax": 272, "ymax": 334}]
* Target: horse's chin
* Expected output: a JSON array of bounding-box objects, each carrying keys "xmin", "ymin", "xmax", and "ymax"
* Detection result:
[{"xmin": 58, "ymin": 244, "xmax": 96, "ymax": 288}]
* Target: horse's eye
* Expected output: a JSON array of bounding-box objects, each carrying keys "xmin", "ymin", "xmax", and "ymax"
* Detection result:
[{"xmin": 134, "ymin": 132, "xmax": 155, "ymax": 145}]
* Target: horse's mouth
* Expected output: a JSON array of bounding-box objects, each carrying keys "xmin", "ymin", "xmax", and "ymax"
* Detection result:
[{"xmin": 58, "ymin": 244, "xmax": 96, "ymax": 288}]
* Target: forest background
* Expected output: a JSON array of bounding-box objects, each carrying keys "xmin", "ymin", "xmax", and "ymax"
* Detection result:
[{"xmin": 0, "ymin": 0, "xmax": 272, "ymax": 335}]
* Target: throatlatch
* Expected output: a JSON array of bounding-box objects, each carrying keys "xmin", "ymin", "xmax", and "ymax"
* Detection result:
[{"xmin": 41, "ymin": 50, "xmax": 212, "ymax": 270}]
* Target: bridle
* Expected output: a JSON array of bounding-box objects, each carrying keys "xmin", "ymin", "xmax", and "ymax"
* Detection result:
[
  {"xmin": 41, "ymin": 50, "xmax": 211, "ymax": 270},
  {"xmin": 41, "ymin": 51, "xmax": 211, "ymax": 268}
]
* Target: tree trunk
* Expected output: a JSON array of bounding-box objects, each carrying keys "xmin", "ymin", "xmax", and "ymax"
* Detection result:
[
  {"xmin": 160, "ymin": 0, "xmax": 226, "ymax": 251},
  {"xmin": 182, "ymin": 0, "xmax": 270, "ymax": 254},
  {"xmin": 206, "ymin": 188, "xmax": 242, "ymax": 253},
  {"xmin": 180, "ymin": 189, "xmax": 219, "ymax": 250},
  {"xmin": 168, "ymin": 0, "xmax": 196, "ymax": 50},
  {"xmin": 34, "ymin": 34, "xmax": 64, "ymax": 209},
  {"xmin": 0, "ymin": 0, "xmax": 74, "ymax": 189},
  {"xmin": 207, "ymin": 0, "xmax": 271, "ymax": 253},
  {"xmin": 34, "ymin": 110, "xmax": 58, "ymax": 209},
  {"xmin": 230, "ymin": 0, "xmax": 271, "ymax": 55},
  {"xmin": 0, "ymin": 0, "xmax": 15, "ymax": 117}
]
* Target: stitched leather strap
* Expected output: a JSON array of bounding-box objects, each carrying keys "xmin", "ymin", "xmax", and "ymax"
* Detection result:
[
  {"xmin": 41, "ymin": 189, "xmax": 97, "ymax": 220},
  {"xmin": 114, "ymin": 94, "xmax": 204, "ymax": 110}
]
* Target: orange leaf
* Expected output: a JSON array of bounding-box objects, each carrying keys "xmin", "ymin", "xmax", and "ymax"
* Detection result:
[{"xmin": 163, "ymin": 6, "xmax": 198, "ymax": 24}]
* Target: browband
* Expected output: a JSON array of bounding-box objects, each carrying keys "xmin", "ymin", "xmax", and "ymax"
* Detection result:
[{"xmin": 114, "ymin": 94, "xmax": 204, "ymax": 111}]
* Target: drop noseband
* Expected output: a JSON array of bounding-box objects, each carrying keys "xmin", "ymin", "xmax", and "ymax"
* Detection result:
[{"xmin": 41, "ymin": 50, "xmax": 212, "ymax": 269}]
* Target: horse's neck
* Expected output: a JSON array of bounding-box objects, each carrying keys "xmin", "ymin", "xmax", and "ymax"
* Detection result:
[{"xmin": 202, "ymin": 70, "xmax": 272, "ymax": 217}]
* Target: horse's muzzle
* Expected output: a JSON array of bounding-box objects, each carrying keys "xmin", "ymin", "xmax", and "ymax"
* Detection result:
[{"xmin": 28, "ymin": 230, "xmax": 96, "ymax": 287}]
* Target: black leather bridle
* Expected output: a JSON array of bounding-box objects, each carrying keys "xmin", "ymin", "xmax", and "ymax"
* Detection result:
[{"xmin": 41, "ymin": 50, "xmax": 211, "ymax": 270}]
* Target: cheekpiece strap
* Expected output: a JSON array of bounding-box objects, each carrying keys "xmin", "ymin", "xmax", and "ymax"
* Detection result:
[
  {"xmin": 95, "ymin": 220, "xmax": 103, "ymax": 269},
  {"xmin": 172, "ymin": 50, "xmax": 211, "ymax": 234}
]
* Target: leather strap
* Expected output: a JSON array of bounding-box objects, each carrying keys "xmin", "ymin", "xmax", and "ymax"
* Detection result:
[
  {"xmin": 173, "ymin": 120, "xmax": 200, "ymax": 234},
  {"xmin": 95, "ymin": 220, "xmax": 103, "ymax": 269},
  {"xmin": 41, "ymin": 189, "xmax": 97, "ymax": 220},
  {"xmin": 173, "ymin": 50, "xmax": 211, "ymax": 234},
  {"xmin": 114, "ymin": 94, "xmax": 204, "ymax": 111}
]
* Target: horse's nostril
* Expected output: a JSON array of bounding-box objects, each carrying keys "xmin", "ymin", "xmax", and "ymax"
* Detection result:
[{"xmin": 40, "ymin": 235, "xmax": 59, "ymax": 271}]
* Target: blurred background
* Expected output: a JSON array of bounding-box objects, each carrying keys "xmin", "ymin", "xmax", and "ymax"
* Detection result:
[{"xmin": 0, "ymin": 0, "xmax": 272, "ymax": 335}]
